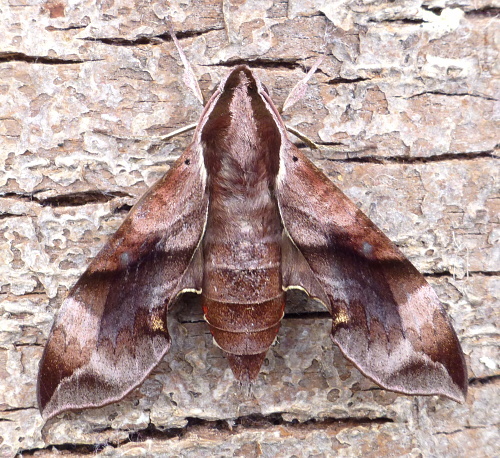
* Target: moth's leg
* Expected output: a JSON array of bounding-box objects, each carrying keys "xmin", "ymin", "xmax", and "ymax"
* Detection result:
[
  {"xmin": 284, "ymin": 125, "xmax": 321, "ymax": 150},
  {"xmin": 284, "ymin": 126, "xmax": 348, "ymax": 154},
  {"xmin": 131, "ymin": 123, "xmax": 198, "ymax": 147},
  {"xmin": 159, "ymin": 123, "xmax": 198, "ymax": 141}
]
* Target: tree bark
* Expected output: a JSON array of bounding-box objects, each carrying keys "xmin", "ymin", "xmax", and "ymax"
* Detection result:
[{"xmin": 0, "ymin": 1, "xmax": 497, "ymax": 456}]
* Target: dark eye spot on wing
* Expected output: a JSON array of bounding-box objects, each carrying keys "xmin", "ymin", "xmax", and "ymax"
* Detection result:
[
  {"xmin": 362, "ymin": 241, "xmax": 373, "ymax": 257},
  {"xmin": 120, "ymin": 252, "xmax": 130, "ymax": 267}
]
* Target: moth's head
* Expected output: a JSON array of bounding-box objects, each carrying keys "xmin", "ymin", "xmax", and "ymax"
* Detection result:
[
  {"xmin": 220, "ymin": 65, "xmax": 262, "ymax": 95},
  {"xmin": 193, "ymin": 64, "xmax": 287, "ymax": 157}
]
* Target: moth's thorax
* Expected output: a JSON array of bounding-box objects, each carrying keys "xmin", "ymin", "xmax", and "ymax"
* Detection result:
[
  {"xmin": 200, "ymin": 67, "xmax": 285, "ymax": 375},
  {"xmin": 201, "ymin": 66, "xmax": 281, "ymax": 193},
  {"xmin": 200, "ymin": 66, "xmax": 283, "ymax": 273}
]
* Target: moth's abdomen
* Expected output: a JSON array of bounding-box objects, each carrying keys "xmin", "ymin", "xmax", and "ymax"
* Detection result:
[{"xmin": 202, "ymin": 213, "xmax": 285, "ymax": 381}]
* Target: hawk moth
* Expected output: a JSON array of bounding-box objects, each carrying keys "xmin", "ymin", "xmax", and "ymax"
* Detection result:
[{"xmin": 37, "ymin": 62, "xmax": 467, "ymax": 421}]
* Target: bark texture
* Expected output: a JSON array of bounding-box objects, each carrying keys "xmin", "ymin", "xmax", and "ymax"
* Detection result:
[{"xmin": 0, "ymin": 1, "xmax": 498, "ymax": 457}]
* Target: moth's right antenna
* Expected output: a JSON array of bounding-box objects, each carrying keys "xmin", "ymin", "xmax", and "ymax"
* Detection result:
[{"xmin": 282, "ymin": 56, "xmax": 324, "ymax": 113}]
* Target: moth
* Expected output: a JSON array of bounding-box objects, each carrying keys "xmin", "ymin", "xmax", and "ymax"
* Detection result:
[{"xmin": 37, "ymin": 59, "xmax": 467, "ymax": 421}]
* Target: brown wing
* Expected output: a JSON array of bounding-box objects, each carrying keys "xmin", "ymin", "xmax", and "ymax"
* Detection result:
[
  {"xmin": 37, "ymin": 145, "xmax": 208, "ymax": 420},
  {"xmin": 277, "ymin": 141, "xmax": 467, "ymax": 402}
]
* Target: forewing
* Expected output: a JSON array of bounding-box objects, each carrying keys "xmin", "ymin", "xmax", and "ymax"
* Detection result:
[
  {"xmin": 37, "ymin": 145, "xmax": 208, "ymax": 420},
  {"xmin": 277, "ymin": 141, "xmax": 467, "ymax": 402}
]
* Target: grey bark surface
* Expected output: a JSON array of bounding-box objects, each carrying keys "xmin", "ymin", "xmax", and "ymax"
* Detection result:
[{"xmin": 0, "ymin": 1, "xmax": 498, "ymax": 457}]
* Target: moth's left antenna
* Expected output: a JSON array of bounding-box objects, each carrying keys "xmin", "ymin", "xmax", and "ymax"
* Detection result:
[{"xmin": 167, "ymin": 19, "xmax": 204, "ymax": 105}]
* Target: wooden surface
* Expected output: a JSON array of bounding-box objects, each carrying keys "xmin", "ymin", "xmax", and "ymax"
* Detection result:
[{"xmin": 0, "ymin": 1, "xmax": 498, "ymax": 456}]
